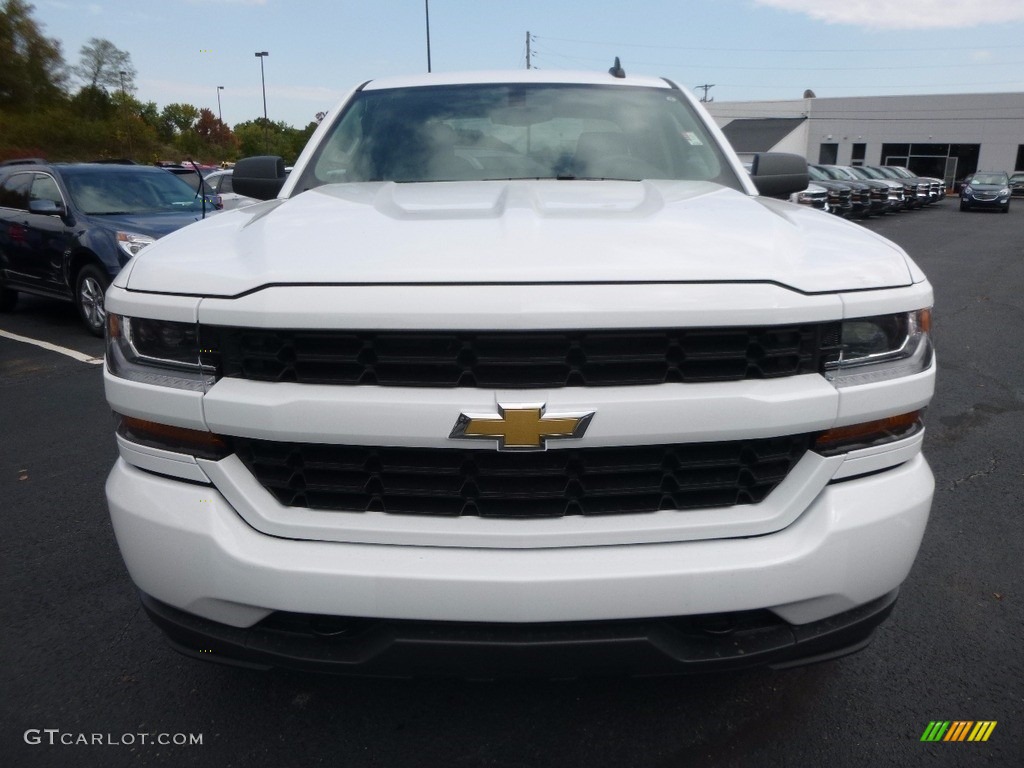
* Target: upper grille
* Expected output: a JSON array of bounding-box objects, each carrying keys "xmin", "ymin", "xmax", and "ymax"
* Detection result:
[
  {"xmin": 232, "ymin": 435, "xmax": 812, "ymax": 518},
  {"xmin": 203, "ymin": 324, "xmax": 841, "ymax": 388}
]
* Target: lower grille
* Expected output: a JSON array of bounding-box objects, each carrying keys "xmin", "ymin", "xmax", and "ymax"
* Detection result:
[{"xmin": 233, "ymin": 435, "xmax": 812, "ymax": 518}]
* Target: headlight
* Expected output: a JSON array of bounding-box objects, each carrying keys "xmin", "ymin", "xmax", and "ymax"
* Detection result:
[
  {"xmin": 999, "ymin": 188, "xmax": 1010, "ymax": 196},
  {"xmin": 106, "ymin": 314, "xmax": 215, "ymax": 391},
  {"xmin": 824, "ymin": 309, "xmax": 932, "ymax": 387},
  {"xmin": 116, "ymin": 231, "xmax": 156, "ymax": 258},
  {"xmin": 963, "ymin": 186, "xmax": 973, "ymax": 195}
]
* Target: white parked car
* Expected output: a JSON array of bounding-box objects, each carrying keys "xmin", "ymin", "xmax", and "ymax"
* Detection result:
[
  {"xmin": 201, "ymin": 169, "xmax": 259, "ymax": 210},
  {"xmin": 103, "ymin": 67, "xmax": 935, "ymax": 677}
]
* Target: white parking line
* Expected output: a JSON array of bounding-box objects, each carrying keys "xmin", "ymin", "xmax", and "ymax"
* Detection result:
[{"xmin": 0, "ymin": 329, "xmax": 105, "ymax": 365}]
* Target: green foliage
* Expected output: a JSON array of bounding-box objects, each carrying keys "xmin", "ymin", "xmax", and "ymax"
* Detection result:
[
  {"xmin": 69, "ymin": 85, "xmax": 115, "ymax": 120},
  {"xmin": 0, "ymin": 0, "xmax": 68, "ymax": 111},
  {"xmin": 233, "ymin": 118, "xmax": 316, "ymax": 165},
  {"xmin": 161, "ymin": 102, "xmax": 200, "ymax": 135},
  {"xmin": 0, "ymin": 103, "xmax": 162, "ymax": 162}
]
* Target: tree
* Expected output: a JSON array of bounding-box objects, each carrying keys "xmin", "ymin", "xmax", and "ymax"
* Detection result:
[
  {"xmin": 233, "ymin": 118, "xmax": 312, "ymax": 164},
  {"xmin": 194, "ymin": 109, "xmax": 235, "ymax": 147},
  {"xmin": 136, "ymin": 100, "xmax": 161, "ymax": 132},
  {"xmin": 0, "ymin": 0, "xmax": 68, "ymax": 111},
  {"xmin": 160, "ymin": 102, "xmax": 200, "ymax": 135},
  {"xmin": 69, "ymin": 84, "xmax": 114, "ymax": 120},
  {"xmin": 73, "ymin": 37, "xmax": 135, "ymax": 92}
]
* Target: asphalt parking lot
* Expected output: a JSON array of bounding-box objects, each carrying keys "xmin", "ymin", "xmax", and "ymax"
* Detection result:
[{"xmin": 1, "ymin": 200, "xmax": 1021, "ymax": 768}]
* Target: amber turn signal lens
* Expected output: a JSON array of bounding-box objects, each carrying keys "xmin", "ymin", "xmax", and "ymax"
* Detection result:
[
  {"xmin": 814, "ymin": 411, "xmax": 923, "ymax": 456},
  {"xmin": 116, "ymin": 414, "xmax": 229, "ymax": 460}
]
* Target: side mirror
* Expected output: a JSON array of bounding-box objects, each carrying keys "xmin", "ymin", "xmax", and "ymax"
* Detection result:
[
  {"xmin": 749, "ymin": 153, "xmax": 809, "ymax": 199},
  {"xmin": 232, "ymin": 156, "xmax": 287, "ymax": 200},
  {"xmin": 29, "ymin": 199, "xmax": 66, "ymax": 216}
]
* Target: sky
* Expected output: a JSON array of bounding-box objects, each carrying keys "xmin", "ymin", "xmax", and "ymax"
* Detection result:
[{"xmin": 28, "ymin": 0, "xmax": 1024, "ymax": 128}]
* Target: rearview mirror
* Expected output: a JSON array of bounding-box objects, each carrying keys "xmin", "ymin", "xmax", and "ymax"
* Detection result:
[
  {"xmin": 233, "ymin": 156, "xmax": 288, "ymax": 200},
  {"xmin": 749, "ymin": 153, "xmax": 809, "ymax": 198},
  {"xmin": 29, "ymin": 199, "xmax": 66, "ymax": 216}
]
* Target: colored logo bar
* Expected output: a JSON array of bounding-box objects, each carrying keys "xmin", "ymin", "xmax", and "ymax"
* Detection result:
[{"xmin": 920, "ymin": 721, "xmax": 997, "ymax": 742}]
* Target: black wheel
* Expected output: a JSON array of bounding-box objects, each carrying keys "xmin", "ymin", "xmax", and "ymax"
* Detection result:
[
  {"xmin": 1002, "ymin": 204, "xmax": 1010, "ymax": 213},
  {"xmin": 0, "ymin": 282, "xmax": 17, "ymax": 312},
  {"xmin": 960, "ymin": 201, "xmax": 969, "ymax": 211},
  {"xmin": 75, "ymin": 264, "xmax": 109, "ymax": 337}
]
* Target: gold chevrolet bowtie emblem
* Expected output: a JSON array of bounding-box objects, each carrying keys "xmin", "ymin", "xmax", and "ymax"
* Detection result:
[{"xmin": 450, "ymin": 404, "xmax": 594, "ymax": 451}]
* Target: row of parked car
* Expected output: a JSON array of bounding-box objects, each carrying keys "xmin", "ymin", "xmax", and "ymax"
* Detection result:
[{"xmin": 791, "ymin": 164, "xmax": 946, "ymax": 217}]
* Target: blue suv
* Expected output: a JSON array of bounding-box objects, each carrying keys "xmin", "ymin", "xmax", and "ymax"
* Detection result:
[{"xmin": 0, "ymin": 160, "xmax": 216, "ymax": 335}]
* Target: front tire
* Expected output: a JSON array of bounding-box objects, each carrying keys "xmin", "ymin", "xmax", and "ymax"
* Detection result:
[
  {"xmin": 960, "ymin": 201, "xmax": 969, "ymax": 211},
  {"xmin": 75, "ymin": 264, "xmax": 109, "ymax": 337}
]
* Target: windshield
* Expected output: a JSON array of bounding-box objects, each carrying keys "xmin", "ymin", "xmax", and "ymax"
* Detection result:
[
  {"xmin": 297, "ymin": 83, "xmax": 742, "ymax": 190},
  {"xmin": 825, "ymin": 166, "xmax": 858, "ymax": 181},
  {"xmin": 843, "ymin": 166, "xmax": 873, "ymax": 180},
  {"xmin": 64, "ymin": 170, "xmax": 205, "ymax": 214},
  {"xmin": 873, "ymin": 167, "xmax": 904, "ymax": 180},
  {"xmin": 857, "ymin": 167, "xmax": 887, "ymax": 180},
  {"xmin": 814, "ymin": 165, "xmax": 850, "ymax": 181},
  {"xmin": 971, "ymin": 173, "xmax": 1008, "ymax": 185}
]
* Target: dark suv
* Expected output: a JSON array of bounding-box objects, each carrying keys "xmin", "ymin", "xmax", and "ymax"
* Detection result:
[{"xmin": 0, "ymin": 160, "xmax": 214, "ymax": 335}]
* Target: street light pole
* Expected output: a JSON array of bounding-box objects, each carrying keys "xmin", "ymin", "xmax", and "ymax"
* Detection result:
[
  {"xmin": 255, "ymin": 51, "xmax": 269, "ymax": 151},
  {"xmin": 217, "ymin": 85, "xmax": 224, "ymax": 123},
  {"xmin": 119, "ymin": 70, "xmax": 133, "ymax": 158}
]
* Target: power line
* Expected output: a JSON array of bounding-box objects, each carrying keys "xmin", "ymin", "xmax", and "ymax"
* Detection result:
[
  {"xmin": 534, "ymin": 34, "xmax": 1024, "ymax": 55},
  {"xmin": 535, "ymin": 47, "xmax": 1024, "ymax": 73},
  {"xmin": 532, "ymin": 42, "xmax": 1024, "ymax": 96}
]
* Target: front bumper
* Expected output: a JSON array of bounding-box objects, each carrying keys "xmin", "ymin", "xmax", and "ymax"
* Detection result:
[
  {"xmin": 107, "ymin": 452, "xmax": 933, "ymax": 674},
  {"xmin": 961, "ymin": 193, "xmax": 1010, "ymax": 209},
  {"xmin": 140, "ymin": 588, "xmax": 900, "ymax": 677}
]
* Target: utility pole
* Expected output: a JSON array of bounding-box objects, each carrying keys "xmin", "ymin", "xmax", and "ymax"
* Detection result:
[
  {"xmin": 526, "ymin": 31, "xmax": 532, "ymax": 69},
  {"xmin": 695, "ymin": 84, "xmax": 715, "ymax": 103}
]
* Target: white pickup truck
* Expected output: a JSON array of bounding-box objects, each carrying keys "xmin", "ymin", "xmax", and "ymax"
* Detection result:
[{"xmin": 103, "ymin": 68, "xmax": 935, "ymax": 676}]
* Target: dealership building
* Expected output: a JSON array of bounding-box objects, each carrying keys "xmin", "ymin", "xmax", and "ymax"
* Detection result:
[{"xmin": 707, "ymin": 92, "xmax": 1024, "ymax": 187}]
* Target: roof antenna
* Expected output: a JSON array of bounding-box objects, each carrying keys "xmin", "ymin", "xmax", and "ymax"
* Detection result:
[{"xmin": 609, "ymin": 57, "xmax": 626, "ymax": 78}]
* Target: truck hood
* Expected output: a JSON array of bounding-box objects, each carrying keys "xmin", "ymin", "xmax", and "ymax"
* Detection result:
[{"xmin": 123, "ymin": 180, "xmax": 914, "ymax": 296}]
